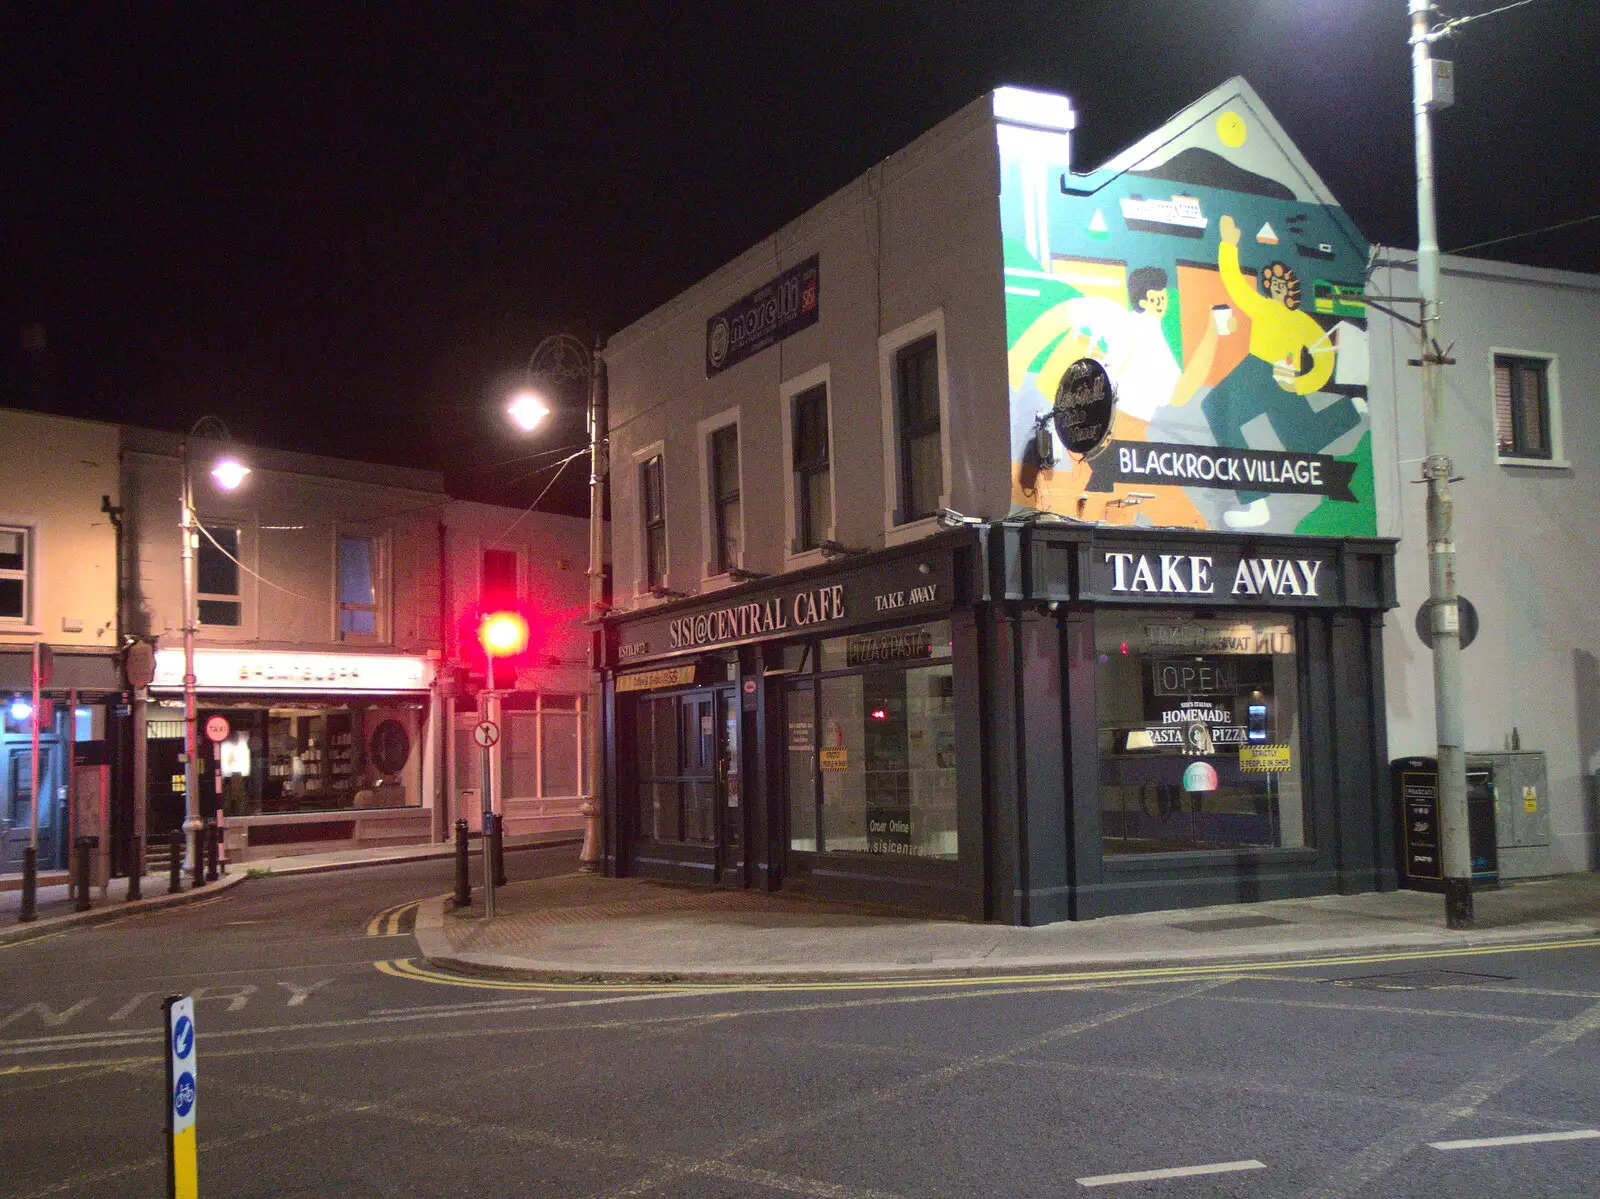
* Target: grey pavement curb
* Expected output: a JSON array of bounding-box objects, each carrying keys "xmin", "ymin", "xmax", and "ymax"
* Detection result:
[
  {"xmin": 255, "ymin": 835, "xmax": 581, "ymax": 878},
  {"xmin": 407, "ymin": 895, "xmax": 1600, "ymax": 985},
  {"xmin": 0, "ymin": 872, "xmax": 249, "ymax": 946}
]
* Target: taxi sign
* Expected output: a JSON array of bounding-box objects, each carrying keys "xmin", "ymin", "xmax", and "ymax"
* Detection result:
[
  {"xmin": 204, "ymin": 715, "xmax": 231, "ymax": 744},
  {"xmin": 164, "ymin": 995, "xmax": 198, "ymax": 1199},
  {"xmin": 472, "ymin": 721, "xmax": 501, "ymax": 749}
]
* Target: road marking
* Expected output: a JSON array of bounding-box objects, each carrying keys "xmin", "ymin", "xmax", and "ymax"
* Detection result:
[
  {"xmin": 1078, "ymin": 1159, "xmax": 1266, "ymax": 1187},
  {"xmin": 374, "ymin": 935, "xmax": 1600, "ymax": 995},
  {"xmin": 276, "ymin": 979, "xmax": 333, "ymax": 1007},
  {"xmin": 365, "ymin": 899, "xmax": 422, "ymax": 937},
  {"xmin": 1430, "ymin": 1130, "xmax": 1600, "ymax": 1150}
]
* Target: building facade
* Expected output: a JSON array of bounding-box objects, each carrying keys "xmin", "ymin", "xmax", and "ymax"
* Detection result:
[
  {"xmin": 1369, "ymin": 252, "xmax": 1600, "ymax": 879},
  {"xmin": 596, "ymin": 79, "xmax": 1404, "ymax": 923},
  {"xmin": 0, "ymin": 409, "xmax": 122, "ymax": 882}
]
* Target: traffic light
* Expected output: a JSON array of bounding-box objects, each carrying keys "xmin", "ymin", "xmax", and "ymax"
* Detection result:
[{"xmin": 478, "ymin": 610, "xmax": 530, "ymax": 659}]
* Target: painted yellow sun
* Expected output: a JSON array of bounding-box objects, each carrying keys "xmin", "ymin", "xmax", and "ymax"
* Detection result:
[{"xmin": 1217, "ymin": 111, "xmax": 1247, "ymax": 148}]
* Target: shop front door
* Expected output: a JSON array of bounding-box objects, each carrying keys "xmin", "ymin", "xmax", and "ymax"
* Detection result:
[{"xmin": 2, "ymin": 745, "xmax": 62, "ymax": 873}]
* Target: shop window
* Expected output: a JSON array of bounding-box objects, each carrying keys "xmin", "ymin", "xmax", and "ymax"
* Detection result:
[
  {"xmin": 338, "ymin": 535, "xmax": 379, "ymax": 639},
  {"xmin": 0, "ymin": 525, "xmax": 32, "ymax": 624},
  {"xmin": 540, "ymin": 702, "xmax": 581, "ymax": 796},
  {"xmin": 500, "ymin": 694, "xmax": 584, "ymax": 800},
  {"xmin": 895, "ymin": 334, "xmax": 942, "ymax": 524},
  {"xmin": 707, "ymin": 421, "xmax": 741, "ymax": 575},
  {"xmin": 1493, "ymin": 353, "xmax": 1556, "ymax": 461},
  {"xmin": 640, "ymin": 453, "xmax": 667, "ymax": 591},
  {"xmin": 633, "ymin": 692, "xmax": 715, "ymax": 844},
  {"xmin": 1094, "ymin": 610, "xmax": 1305, "ymax": 856},
  {"xmin": 787, "ymin": 620, "xmax": 957, "ymax": 859},
  {"xmin": 791, "ymin": 383, "xmax": 831, "ymax": 552},
  {"xmin": 197, "ymin": 525, "xmax": 242, "ymax": 627},
  {"xmin": 481, "ymin": 547, "xmax": 518, "ymax": 607}
]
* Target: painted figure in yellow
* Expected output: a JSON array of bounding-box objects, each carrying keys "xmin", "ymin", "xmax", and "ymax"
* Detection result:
[{"xmin": 1203, "ymin": 214, "xmax": 1359, "ymax": 527}]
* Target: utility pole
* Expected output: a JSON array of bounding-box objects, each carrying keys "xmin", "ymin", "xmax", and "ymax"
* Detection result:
[{"xmin": 1409, "ymin": 0, "xmax": 1471, "ymax": 928}]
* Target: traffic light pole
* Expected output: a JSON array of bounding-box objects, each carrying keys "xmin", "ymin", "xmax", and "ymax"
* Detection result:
[
  {"xmin": 480, "ymin": 654, "xmax": 496, "ymax": 923},
  {"xmin": 580, "ymin": 339, "xmax": 608, "ymax": 872}
]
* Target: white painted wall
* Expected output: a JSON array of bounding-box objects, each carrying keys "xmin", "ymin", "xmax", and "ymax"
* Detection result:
[
  {"xmin": 1370, "ymin": 251, "xmax": 1600, "ymax": 873},
  {"xmin": 602, "ymin": 91, "xmax": 1009, "ymax": 612}
]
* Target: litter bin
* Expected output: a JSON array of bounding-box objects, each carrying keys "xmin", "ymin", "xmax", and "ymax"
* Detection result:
[{"xmin": 1392, "ymin": 756, "xmax": 1498, "ymax": 892}]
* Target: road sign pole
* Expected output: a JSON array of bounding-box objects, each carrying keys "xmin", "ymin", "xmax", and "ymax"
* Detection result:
[
  {"xmin": 164, "ymin": 994, "xmax": 198, "ymax": 1199},
  {"xmin": 481, "ymin": 655, "xmax": 495, "ymax": 922}
]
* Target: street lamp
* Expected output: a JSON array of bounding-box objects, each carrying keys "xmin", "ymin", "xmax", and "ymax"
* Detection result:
[
  {"xmin": 508, "ymin": 333, "xmax": 608, "ymax": 872},
  {"xmin": 180, "ymin": 417, "xmax": 249, "ymax": 889}
]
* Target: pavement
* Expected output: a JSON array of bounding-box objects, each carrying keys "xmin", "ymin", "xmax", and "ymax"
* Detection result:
[
  {"xmin": 0, "ymin": 830, "xmax": 580, "ymax": 944},
  {"xmin": 415, "ymin": 869, "xmax": 1600, "ymax": 983}
]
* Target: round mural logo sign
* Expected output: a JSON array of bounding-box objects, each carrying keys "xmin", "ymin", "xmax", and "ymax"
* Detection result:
[
  {"xmin": 708, "ymin": 317, "xmax": 731, "ymax": 369},
  {"xmin": 1052, "ymin": 357, "xmax": 1116, "ymax": 458}
]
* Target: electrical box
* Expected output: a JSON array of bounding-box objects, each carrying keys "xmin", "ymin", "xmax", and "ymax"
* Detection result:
[
  {"xmin": 1466, "ymin": 751, "xmax": 1552, "ymax": 878},
  {"xmin": 1421, "ymin": 59, "xmax": 1455, "ymax": 111}
]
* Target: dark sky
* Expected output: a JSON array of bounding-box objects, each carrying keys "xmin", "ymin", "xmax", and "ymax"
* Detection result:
[{"xmin": 3, "ymin": 2, "xmax": 1595, "ymax": 516}]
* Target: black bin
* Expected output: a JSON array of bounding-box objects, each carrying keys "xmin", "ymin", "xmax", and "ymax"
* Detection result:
[{"xmin": 1392, "ymin": 756, "xmax": 1498, "ymax": 892}]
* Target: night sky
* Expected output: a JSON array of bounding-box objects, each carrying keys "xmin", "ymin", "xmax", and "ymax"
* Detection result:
[{"xmin": 4, "ymin": 2, "xmax": 1595, "ymax": 517}]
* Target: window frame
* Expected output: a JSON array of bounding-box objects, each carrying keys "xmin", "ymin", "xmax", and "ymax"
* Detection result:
[
  {"xmin": 196, "ymin": 521, "xmax": 246, "ymax": 630},
  {"xmin": 696, "ymin": 408, "xmax": 743, "ymax": 586},
  {"xmin": 479, "ymin": 545, "xmax": 521, "ymax": 608},
  {"xmin": 634, "ymin": 441, "xmax": 669, "ymax": 598},
  {"xmin": 1491, "ymin": 349, "xmax": 1566, "ymax": 468},
  {"xmin": 0, "ymin": 522, "xmax": 36, "ymax": 628},
  {"xmin": 878, "ymin": 310, "xmax": 952, "ymax": 544},
  {"xmin": 335, "ymin": 531, "xmax": 387, "ymax": 644},
  {"xmin": 781, "ymin": 366, "xmax": 835, "ymax": 563}
]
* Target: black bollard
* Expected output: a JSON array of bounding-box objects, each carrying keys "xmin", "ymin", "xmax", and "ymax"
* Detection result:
[
  {"xmin": 168, "ymin": 829, "xmax": 183, "ymax": 895},
  {"xmin": 74, "ymin": 837, "xmax": 93, "ymax": 912},
  {"xmin": 204, "ymin": 818, "xmax": 219, "ymax": 883},
  {"xmin": 127, "ymin": 832, "xmax": 142, "ymax": 901},
  {"xmin": 190, "ymin": 822, "xmax": 204, "ymax": 890},
  {"xmin": 17, "ymin": 846, "xmax": 37, "ymax": 923},
  {"xmin": 453, "ymin": 818, "xmax": 471, "ymax": 908},
  {"xmin": 491, "ymin": 811, "xmax": 507, "ymax": 887}
]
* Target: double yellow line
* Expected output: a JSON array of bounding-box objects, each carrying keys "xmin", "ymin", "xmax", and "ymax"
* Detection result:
[
  {"xmin": 376, "ymin": 934, "xmax": 1600, "ymax": 995},
  {"xmin": 364, "ymin": 900, "xmax": 421, "ymax": 938}
]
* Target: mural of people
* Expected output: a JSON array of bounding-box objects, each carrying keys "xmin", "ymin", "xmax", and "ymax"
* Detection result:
[{"xmin": 1201, "ymin": 214, "xmax": 1362, "ymax": 527}]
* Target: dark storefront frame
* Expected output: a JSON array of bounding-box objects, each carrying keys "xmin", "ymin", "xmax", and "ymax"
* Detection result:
[{"xmin": 600, "ymin": 525, "xmax": 1397, "ymax": 925}]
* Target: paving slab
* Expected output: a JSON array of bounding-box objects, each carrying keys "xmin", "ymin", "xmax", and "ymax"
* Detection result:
[{"xmin": 414, "ymin": 871, "xmax": 1600, "ymax": 982}]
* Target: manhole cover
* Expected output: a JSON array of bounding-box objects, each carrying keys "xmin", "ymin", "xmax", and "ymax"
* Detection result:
[
  {"xmin": 1169, "ymin": 915, "xmax": 1292, "ymax": 933},
  {"xmin": 1331, "ymin": 969, "xmax": 1514, "ymax": 991}
]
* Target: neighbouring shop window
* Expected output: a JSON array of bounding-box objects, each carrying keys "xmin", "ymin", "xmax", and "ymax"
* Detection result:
[
  {"xmin": 0, "ymin": 525, "xmax": 31, "ymax": 623},
  {"xmin": 895, "ymin": 335, "xmax": 942, "ymax": 523},
  {"xmin": 1494, "ymin": 353, "xmax": 1553, "ymax": 460},
  {"xmin": 709, "ymin": 422, "xmax": 741, "ymax": 575},
  {"xmin": 150, "ymin": 700, "xmax": 427, "ymax": 817},
  {"xmin": 641, "ymin": 454, "xmax": 667, "ymax": 591},
  {"xmin": 338, "ymin": 535, "xmax": 379, "ymax": 639},
  {"xmin": 499, "ymin": 693, "xmax": 585, "ymax": 800},
  {"xmin": 792, "ymin": 383, "xmax": 831, "ymax": 552},
  {"xmin": 481, "ymin": 547, "xmax": 518, "ymax": 607},
  {"xmin": 197, "ymin": 525, "xmax": 242, "ymax": 627},
  {"xmin": 787, "ymin": 620, "xmax": 957, "ymax": 859},
  {"xmin": 1095, "ymin": 610, "xmax": 1305, "ymax": 856}
]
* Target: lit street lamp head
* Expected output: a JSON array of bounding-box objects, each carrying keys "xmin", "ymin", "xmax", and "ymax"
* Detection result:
[
  {"xmin": 210, "ymin": 458, "xmax": 250, "ymax": 491},
  {"xmin": 507, "ymin": 391, "xmax": 552, "ymax": 432}
]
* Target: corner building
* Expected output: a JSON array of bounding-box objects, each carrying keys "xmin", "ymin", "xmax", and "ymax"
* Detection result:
[{"xmin": 598, "ymin": 80, "xmax": 1400, "ymax": 923}]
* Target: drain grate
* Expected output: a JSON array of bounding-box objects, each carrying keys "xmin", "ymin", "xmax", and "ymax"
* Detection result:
[
  {"xmin": 1169, "ymin": 915, "xmax": 1292, "ymax": 933},
  {"xmin": 1331, "ymin": 969, "xmax": 1514, "ymax": 991}
]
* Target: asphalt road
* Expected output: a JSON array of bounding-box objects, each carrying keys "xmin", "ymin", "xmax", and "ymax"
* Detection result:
[{"xmin": 3, "ymin": 848, "xmax": 1598, "ymax": 1198}]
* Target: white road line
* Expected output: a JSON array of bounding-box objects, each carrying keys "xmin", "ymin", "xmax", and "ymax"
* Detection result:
[
  {"xmin": 1430, "ymin": 1130, "xmax": 1600, "ymax": 1151},
  {"xmin": 1077, "ymin": 1159, "xmax": 1266, "ymax": 1187}
]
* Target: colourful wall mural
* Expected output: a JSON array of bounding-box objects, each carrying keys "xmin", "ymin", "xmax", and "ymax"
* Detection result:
[{"xmin": 1001, "ymin": 83, "xmax": 1375, "ymax": 536}]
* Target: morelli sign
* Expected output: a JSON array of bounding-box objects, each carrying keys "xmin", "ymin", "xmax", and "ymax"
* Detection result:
[
  {"xmin": 1083, "ymin": 542, "xmax": 1339, "ymax": 606},
  {"xmin": 705, "ymin": 255, "xmax": 820, "ymax": 376}
]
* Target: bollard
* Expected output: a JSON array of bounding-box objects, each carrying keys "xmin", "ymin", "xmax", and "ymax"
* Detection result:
[
  {"xmin": 491, "ymin": 811, "xmax": 507, "ymax": 887},
  {"xmin": 74, "ymin": 837, "xmax": 93, "ymax": 912},
  {"xmin": 190, "ymin": 822, "xmax": 204, "ymax": 891},
  {"xmin": 168, "ymin": 829, "xmax": 184, "ymax": 895},
  {"xmin": 127, "ymin": 832, "xmax": 143, "ymax": 901},
  {"xmin": 453, "ymin": 818, "xmax": 471, "ymax": 908},
  {"xmin": 204, "ymin": 818, "xmax": 219, "ymax": 883},
  {"xmin": 17, "ymin": 846, "xmax": 37, "ymax": 923}
]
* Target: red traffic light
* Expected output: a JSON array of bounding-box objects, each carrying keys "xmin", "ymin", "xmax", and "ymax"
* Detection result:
[{"xmin": 477, "ymin": 610, "xmax": 530, "ymax": 658}]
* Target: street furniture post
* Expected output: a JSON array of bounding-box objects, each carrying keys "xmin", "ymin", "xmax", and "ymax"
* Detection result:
[
  {"xmin": 168, "ymin": 829, "xmax": 183, "ymax": 895},
  {"xmin": 453, "ymin": 818, "xmax": 471, "ymax": 908},
  {"xmin": 128, "ymin": 832, "xmax": 143, "ymax": 901},
  {"xmin": 163, "ymin": 994, "xmax": 199, "ymax": 1199},
  {"xmin": 74, "ymin": 836, "xmax": 93, "ymax": 912}
]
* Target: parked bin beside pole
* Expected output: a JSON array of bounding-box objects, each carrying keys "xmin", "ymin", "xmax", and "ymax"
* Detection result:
[{"xmin": 1392, "ymin": 756, "xmax": 1497, "ymax": 892}]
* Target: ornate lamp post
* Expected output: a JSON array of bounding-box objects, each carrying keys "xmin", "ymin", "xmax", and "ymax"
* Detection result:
[
  {"xmin": 180, "ymin": 417, "xmax": 249, "ymax": 888},
  {"xmin": 508, "ymin": 334, "xmax": 608, "ymax": 871}
]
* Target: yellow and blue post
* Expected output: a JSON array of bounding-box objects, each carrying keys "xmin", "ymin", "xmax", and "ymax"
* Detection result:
[{"xmin": 163, "ymin": 995, "xmax": 198, "ymax": 1199}]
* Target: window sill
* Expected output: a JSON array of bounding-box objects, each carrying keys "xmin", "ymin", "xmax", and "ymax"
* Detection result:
[
  {"xmin": 0, "ymin": 625, "xmax": 44, "ymax": 636},
  {"xmin": 698, "ymin": 573, "xmax": 739, "ymax": 595},
  {"xmin": 1496, "ymin": 455, "xmax": 1570, "ymax": 470},
  {"xmin": 883, "ymin": 517, "xmax": 941, "ymax": 547},
  {"xmin": 784, "ymin": 548, "xmax": 828, "ymax": 571}
]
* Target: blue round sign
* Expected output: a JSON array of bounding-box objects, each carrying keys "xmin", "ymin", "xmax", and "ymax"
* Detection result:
[
  {"xmin": 173, "ymin": 1071, "xmax": 196, "ymax": 1118},
  {"xmin": 172, "ymin": 1015, "xmax": 194, "ymax": 1059}
]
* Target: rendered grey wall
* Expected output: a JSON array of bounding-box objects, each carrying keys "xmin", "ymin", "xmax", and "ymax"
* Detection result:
[{"xmin": 1370, "ymin": 252, "xmax": 1600, "ymax": 872}]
